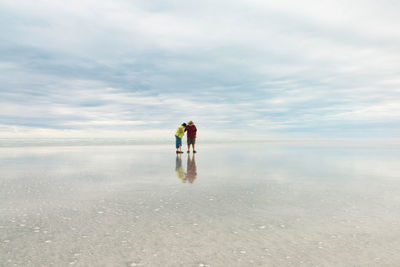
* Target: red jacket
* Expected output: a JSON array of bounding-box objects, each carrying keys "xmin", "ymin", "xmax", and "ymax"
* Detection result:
[{"xmin": 185, "ymin": 125, "xmax": 197, "ymax": 138}]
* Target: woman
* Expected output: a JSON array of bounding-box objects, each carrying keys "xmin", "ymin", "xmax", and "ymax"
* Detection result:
[{"xmin": 175, "ymin": 123, "xmax": 186, "ymax": 153}]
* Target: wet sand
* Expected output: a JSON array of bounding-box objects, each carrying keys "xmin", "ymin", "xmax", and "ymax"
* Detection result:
[{"xmin": 1, "ymin": 143, "xmax": 400, "ymax": 266}]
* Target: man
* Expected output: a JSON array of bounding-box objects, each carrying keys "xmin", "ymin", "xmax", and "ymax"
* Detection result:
[
  {"xmin": 185, "ymin": 120, "xmax": 197, "ymax": 153},
  {"xmin": 175, "ymin": 123, "xmax": 186, "ymax": 153}
]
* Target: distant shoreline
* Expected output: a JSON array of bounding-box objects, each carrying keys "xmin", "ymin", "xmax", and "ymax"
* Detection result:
[{"xmin": 1, "ymin": 138, "xmax": 399, "ymax": 148}]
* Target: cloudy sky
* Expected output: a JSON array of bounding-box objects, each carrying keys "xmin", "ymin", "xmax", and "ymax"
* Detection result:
[{"xmin": 1, "ymin": 0, "xmax": 399, "ymax": 140}]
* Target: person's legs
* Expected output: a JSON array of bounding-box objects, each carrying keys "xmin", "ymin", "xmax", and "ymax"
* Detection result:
[
  {"xmin": 175, "ymin": 136, "xmax": 182, "ymax": 153},
  {"xmin": 187, "ymin": 138, "xmax": 193, "ymax": 153}
]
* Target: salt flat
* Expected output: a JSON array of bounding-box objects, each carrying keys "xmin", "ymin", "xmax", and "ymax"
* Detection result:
[{"xmin": 0, "ymin": 142, "xmax": 399, "ymax": 266}]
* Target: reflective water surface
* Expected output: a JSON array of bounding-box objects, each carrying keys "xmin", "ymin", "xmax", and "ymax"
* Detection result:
[{"xmin": 1, "ymin": 143, "xmax": 400, "ymax": 266}]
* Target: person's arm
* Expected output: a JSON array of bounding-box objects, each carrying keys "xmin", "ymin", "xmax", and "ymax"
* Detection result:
[{"xmin": 179, "ymin": 127, "xmax": 184, "ymax": 134}]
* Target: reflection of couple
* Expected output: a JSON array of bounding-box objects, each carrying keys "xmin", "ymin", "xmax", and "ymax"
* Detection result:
[
  {"xmin": 175, "ymin": 153, "xmax": 197, "ymax": 184},
  {"xmin": 175, "ymin": 121, "xmax": 197, "ymax": 154}
]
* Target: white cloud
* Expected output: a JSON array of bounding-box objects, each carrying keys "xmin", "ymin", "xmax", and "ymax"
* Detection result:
[{"xmin": 1, "ymin": 0, "xmax": 400, "ymax": 139}]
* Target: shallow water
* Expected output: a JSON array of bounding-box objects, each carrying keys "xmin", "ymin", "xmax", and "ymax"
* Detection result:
[{"xmin": 1, "ymin": 143, "xmax": 400, "ymax": 266}]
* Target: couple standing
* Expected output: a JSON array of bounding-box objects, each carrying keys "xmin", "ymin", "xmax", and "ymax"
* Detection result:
[{"xmin": 175, "ymin": 121, "xmax": 197, "ymax": 154}]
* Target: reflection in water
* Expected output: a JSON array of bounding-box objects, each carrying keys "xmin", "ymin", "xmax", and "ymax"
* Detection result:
[
  {"xmin": 175, "ymin": 154, "xmax": 197, "ymax": 183},
  {"xmin": 186, "ymin": 154, "xmax": 197, "ymax": 184},
  {"xmin": 1, "ymin": 144, "xmax": 400, "ymax": 266},
  {"xmin": 175, "ymin": 154, "xmax": 185, "ymax": 181}
]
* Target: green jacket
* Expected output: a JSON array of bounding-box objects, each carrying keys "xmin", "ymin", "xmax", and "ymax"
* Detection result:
[{"xmin": 175, "ymin": 125, "xmax": 185, "ymax": 138}]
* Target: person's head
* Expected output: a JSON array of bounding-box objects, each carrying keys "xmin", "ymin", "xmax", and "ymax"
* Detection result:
[
  {"xmin": 188, "ymin": 121, "xmax": 194, "ymax": 126},
  {"xmin": 182, "ymin": 123, "xmax": 187, "ymax": 127}
]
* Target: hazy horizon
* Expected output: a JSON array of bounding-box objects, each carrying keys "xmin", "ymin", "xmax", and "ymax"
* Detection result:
[{"xmin": 1, "ymin": 137, "xmax": 400, "ymax": 148}]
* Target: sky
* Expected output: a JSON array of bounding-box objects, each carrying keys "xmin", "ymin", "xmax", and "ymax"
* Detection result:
[{"xmin": 1, "ymin": 0, "xmax": 399, "ymax": 140}]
